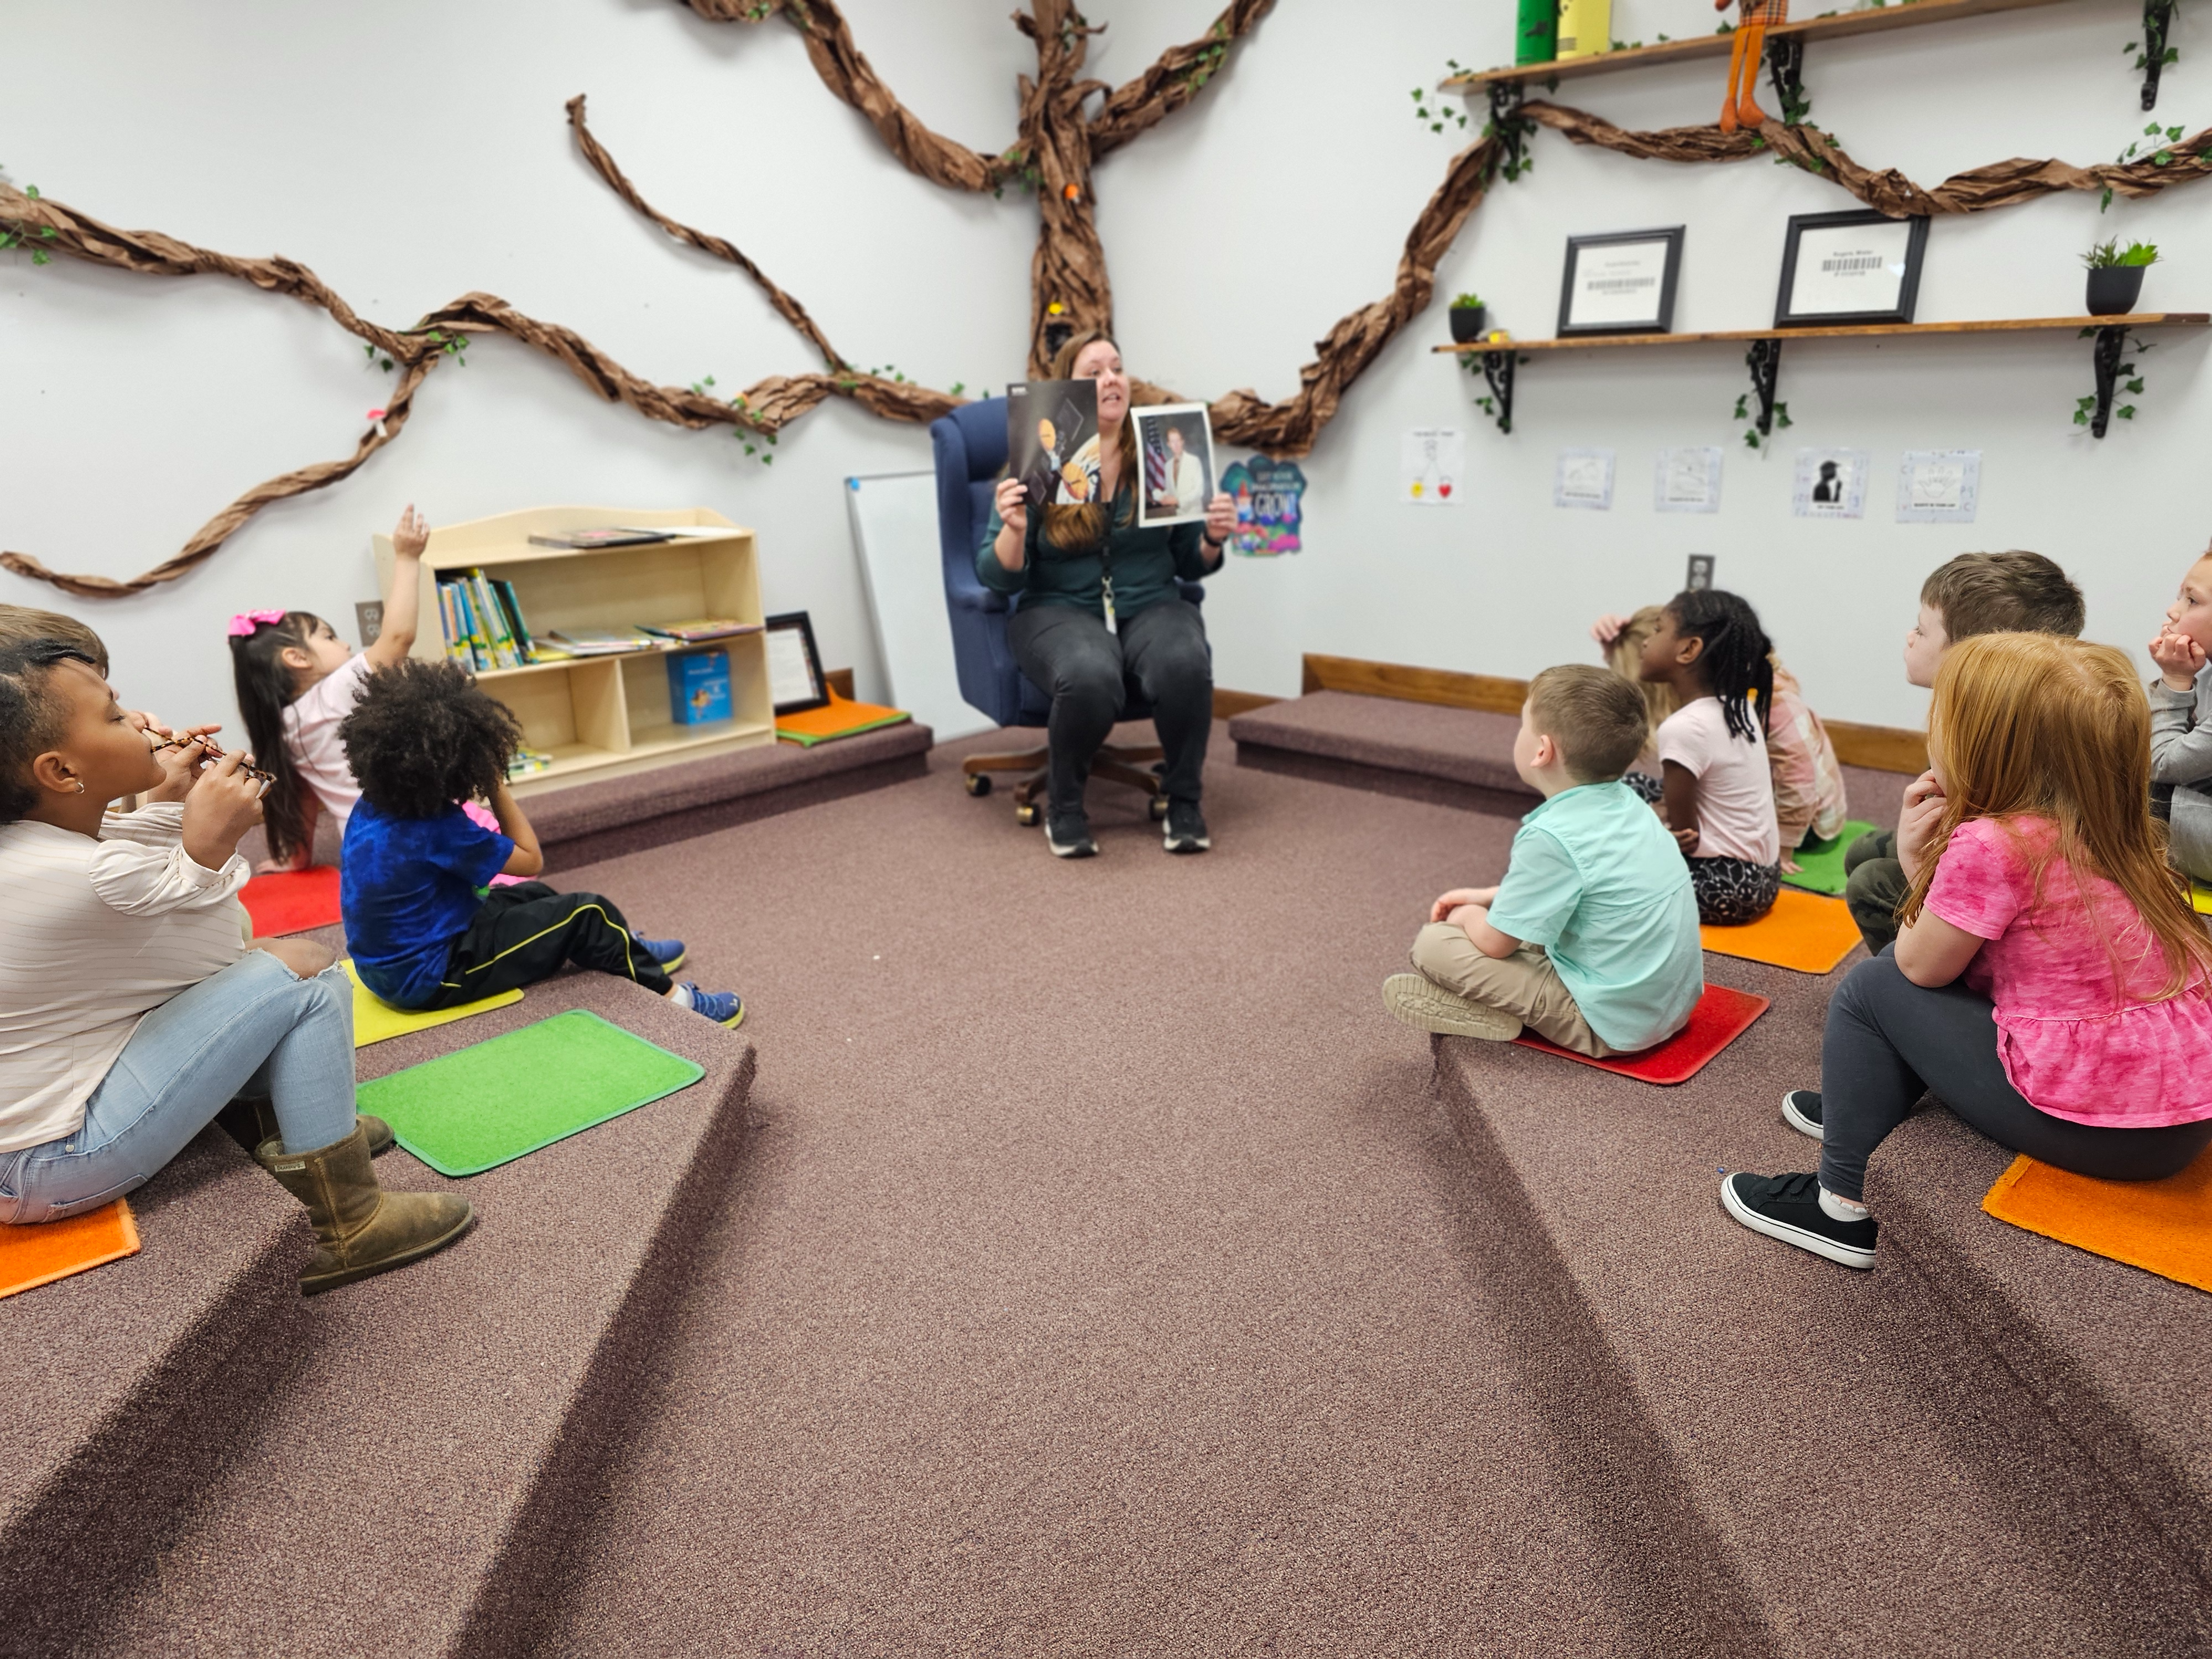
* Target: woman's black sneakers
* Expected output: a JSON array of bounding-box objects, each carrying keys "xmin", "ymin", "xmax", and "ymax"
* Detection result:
[
  {"xmin": 1781, "ymin": 1089, "xmax": 1824, "ymax": 1140},
  {"xmin": 1164, "ymin": 801, "xmax": 1211, "ymax": 854},
  {"xmin": 1719, "ymin": 1171, "xmax": 1877, "ymax": 1270},
  {"xmin": 1047, "ymin": 815, "xmax": 1098, "ymax": 858}
]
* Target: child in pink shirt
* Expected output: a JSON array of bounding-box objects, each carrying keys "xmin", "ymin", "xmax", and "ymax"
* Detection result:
[{"xmin": 1723, "ymin": 632, "xmax": 2212, "ymax": 1270}]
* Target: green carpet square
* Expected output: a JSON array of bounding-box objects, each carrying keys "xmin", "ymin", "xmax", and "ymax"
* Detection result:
[
  {"xmin": 1779, "ymin": 820, "xmax": 1880, "ymax": 898},
  {"xmin": 359, "ymin": 1009, "xmax": 706, "ymax": 1177}
]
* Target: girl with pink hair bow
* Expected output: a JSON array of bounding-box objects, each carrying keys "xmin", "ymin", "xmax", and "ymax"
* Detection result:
[{"xmin": 227, "ymin": 505, "xmax": 428, "ymax": 870}]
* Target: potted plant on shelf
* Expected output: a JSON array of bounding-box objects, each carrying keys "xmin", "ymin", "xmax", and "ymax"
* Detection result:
[
  {"xmin": 1449, "ymin": 291, "xmax": 1488, "ymax": 343},
  {"xmin": 2083, "ymin": 239, "xmax": 2159, "ymax": 316}
]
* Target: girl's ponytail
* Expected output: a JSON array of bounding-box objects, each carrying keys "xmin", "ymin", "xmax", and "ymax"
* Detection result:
[
  {"xmin": 1666, "ymin": 589, "xmax": 1774, "ymax": 744},
  {"xmin": 228, "ymin": 612, "xmax": 321, "ymax": 863}
]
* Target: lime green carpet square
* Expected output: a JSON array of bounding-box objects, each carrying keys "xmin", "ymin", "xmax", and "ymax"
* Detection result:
[
  {"xmin": 358, "ymin": 1009, "xmax": 705, "ymax": 1177},
  {"xmin": 1779, "ymin": 820, "xmax": 1880, "ymax": 898}
]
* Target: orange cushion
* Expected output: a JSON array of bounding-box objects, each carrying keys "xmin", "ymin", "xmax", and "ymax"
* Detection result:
[
  {"xmin": 1982, "ymin": 1146, "xmax": 2212, "ymax": 1293},
  {"xmin": 0, "ymin": 1198, "xmax": 141, "ymax": 1300},
  {"xmin": 1699, "ymin": 886, "xmax": 1864, "ymax": 976}
]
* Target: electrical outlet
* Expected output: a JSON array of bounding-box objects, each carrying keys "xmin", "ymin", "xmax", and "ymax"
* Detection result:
[
  {"xmin": 1684, "ymin": 555, "xmax": 1714, "ymax": 593},
  {"xmin": 355, "ymin": 601, "xmax": 384, "ymax": 646}
]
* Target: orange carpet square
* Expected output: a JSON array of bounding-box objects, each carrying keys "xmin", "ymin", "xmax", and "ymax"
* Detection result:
[
  {"xmin": 0, "ymin": 1198, "xmax": 141, "ymax": 1300},
  {"xmin": 240, "ymin": 864, "xmax": 342, "ymax": 938},
  {"xmin": 1514, "ymin": 984, "xmax": 1771, "ymax": 1086},
  {"xmin": 1982, "ymin": 1147, "xmax": 2212, "ymax": 1293},
  {"xmin": 1699, "ymin": 887, "xmax": 1864, "ymax": 976}
]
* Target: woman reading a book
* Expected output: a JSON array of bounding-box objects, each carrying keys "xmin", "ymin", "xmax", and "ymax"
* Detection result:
[{"xmin": 980, "ymin": 333, "xmax": 1237, "ymax": 859}]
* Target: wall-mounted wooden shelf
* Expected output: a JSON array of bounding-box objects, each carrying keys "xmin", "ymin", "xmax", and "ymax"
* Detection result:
[
  {"xmin": 1437, "ymin": 312, "xmax": 2210, "ymax": 439},
  {"xmin": 373, "ymin": 505, "xmax": 776, "ymax": 797},
  {"xmin": 1442, "ymin": 0, "xmax": 2078, "ymax": 92}
]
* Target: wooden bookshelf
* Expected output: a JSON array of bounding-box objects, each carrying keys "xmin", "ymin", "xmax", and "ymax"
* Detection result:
[
  {"xmin": 1442, "ymin": 0, "xmax": 2079, "ymax": 91},
  {"xmin": 372, "ymin": 505, "xmax": 775, "ymax": 797}
]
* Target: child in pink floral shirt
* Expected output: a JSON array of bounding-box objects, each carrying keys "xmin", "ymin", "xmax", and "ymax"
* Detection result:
[{"xmin": 1722, "ymin": 632, "xmax": 2212, "ymax": 1270}]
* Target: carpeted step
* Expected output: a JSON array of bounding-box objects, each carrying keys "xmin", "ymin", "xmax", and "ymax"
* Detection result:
[
  {"xmin": 1429, "ymin": 979, "xmax": 2212, "ymax": 1655},
  {"xmin": 0, "ymin": 1129, "xmax": 306, "ymax": 1656},
  {"xmin": 1867, "ymin": 1108, "xmax": 2212, "ymax": 1590},
  {"xmin": 1229, "ymin": 690, "xmax": 1538, "ymax": 813},
  {"xmin": 84, "ymin": 974, "xmax": 758, "ymax": 1659},
  {"xmin": 238, "ymin": 719, "xmax": 934, "ymax": 873}
]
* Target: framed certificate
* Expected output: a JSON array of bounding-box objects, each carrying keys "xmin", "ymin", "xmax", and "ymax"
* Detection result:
[
  {"xmin": 764, "ymin": 611, "xmax": 830, "ymax": 714},
  {"xmin": 1776, "ymin": 210, "xmax": 1929, "ymax": 327},
  {"xmin": 1557, "ymin": 227, "xmax": 1684, "ymax": 337}
]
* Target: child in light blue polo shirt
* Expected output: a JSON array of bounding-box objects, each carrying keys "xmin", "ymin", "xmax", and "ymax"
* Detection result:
[{"xmin": 1384, "ymin": 664, "xmax": 1703, "ymax": 1056}]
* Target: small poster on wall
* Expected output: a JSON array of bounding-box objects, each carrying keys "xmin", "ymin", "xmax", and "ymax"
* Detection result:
[
  {"xmin": 1400, "ymin": 427, "xmax": 1465, "ymax": 504},
  {"xmin": 1554, "ymin": 447, "xmax": 1616, "ymax": 511},
  {"xmin": 1895, "ymin": 450, "xmax": 1981, "ymax": 523},
  {"xmin": 1655, "ymin": 446, "xmax": 1723, "ymax": 514},
  {"xmin": 1792, "ymin": 447, "xmax": 1870, "ymax": 520},
  {"xmin": 1131, "ymin": 403, "xmax": 1217, "ymax": 528},
  {"xmin": 1219, "ymin": 456, "xmax": 1306, "ymax": 556}
]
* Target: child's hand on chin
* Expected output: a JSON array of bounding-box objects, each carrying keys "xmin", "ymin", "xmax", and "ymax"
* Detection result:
[{"xmin": 2148, "ymin": 627, "xmax": 2206, "ymax": 691}]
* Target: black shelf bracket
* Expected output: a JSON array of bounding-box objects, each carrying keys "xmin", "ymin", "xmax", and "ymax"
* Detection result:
[
  {"xmin": 2142, "ymin": 0, "xmax": 2176, "ymax": 109},
  {"xmin": 1764, "ymin": 35, "xmax": 1808, "ymax": 123},
  {"xmin": 1479, "ymin": 348, "xmax": 1517, "ymax": 434},
  {"xmin": 1488, "ymin": 80, "xmax": 1528, "ymax": 177},
  {"xmin": 1745, "ymin": 337, "xmax": 1785, "ymax": 437},
  {"xmin": 2089, "ymin": 325, "xmax": 2128, "ymax": 438}
]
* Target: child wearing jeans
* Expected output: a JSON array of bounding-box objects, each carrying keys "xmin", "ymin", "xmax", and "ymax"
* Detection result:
[
  {"xmin": 337, "ymin": 658, "xmax": 744, "ymax": 1024},
  {"xmin": 1724, "ymin": 633, "xmax": 2212, "ymax": 1270},
  {"xmin": 228, "ymin": 505, "xmax": 430, "ymax": 869},
  {"xmin": 1629, "ymin": 589, "xmax": 1781, "ymax": 926},
  {"xmin": 2146, "ymin": 538, "xmax": 2212, "ymax": 882},
  {"xmin": 1383, "ymin": 665, "xmax": 1704, "ymax": 1057}
]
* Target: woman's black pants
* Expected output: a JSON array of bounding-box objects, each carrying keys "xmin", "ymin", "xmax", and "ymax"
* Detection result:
[
  {"xmin": 1817, "ymin": 947, "xmax": 2212, "ymax": 1201},
  {"xmin": 1007, "ymin": 598, "xmax": 1212, "ymax": 824}
]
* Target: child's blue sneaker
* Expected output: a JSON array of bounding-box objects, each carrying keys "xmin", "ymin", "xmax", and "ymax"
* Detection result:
[
  {"xmin": 632, "ymin": 930, "xmax": 687, "ymax": 972},
  {"xmin": 677, "ymin": 983, "xmax": 744, "ymax": 1027}
]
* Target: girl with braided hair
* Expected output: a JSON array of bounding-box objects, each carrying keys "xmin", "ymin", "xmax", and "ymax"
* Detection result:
[{"xmin": 1630, "ymin": 589, "xmax": 1783, "ymax": 925}]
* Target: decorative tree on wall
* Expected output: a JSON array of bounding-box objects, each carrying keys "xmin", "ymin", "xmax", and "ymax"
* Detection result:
[{"xmin": 3, "ymin": 0, "xmax": 2210, "ymax": 598}]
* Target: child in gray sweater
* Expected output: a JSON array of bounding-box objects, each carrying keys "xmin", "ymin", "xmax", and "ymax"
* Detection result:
[{"xmin": 2148, "ymin": 543, "xmax": 2212, "ymax": 881}]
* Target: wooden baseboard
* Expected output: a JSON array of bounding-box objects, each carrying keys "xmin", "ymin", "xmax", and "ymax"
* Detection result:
[
  {"xmin": 1297, "ymin": 652, "xmax": 1928, "ymax": 774},
  {"xmin": 1213, "ymin": 689, "xmax": 1281, "ymax": 719}
]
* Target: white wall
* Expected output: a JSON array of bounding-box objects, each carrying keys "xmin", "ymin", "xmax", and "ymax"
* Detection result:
[{"xmin": 4, "ymin": 0, "xmax": 2204, "ymax": 734}]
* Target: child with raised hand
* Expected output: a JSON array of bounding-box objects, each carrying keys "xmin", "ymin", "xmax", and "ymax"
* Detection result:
[
  {"xmin": 1627, "ymin": 590, "xmax": 1781, "ymax": 926},
  {"xmin": 228, "ymin": 505, "xmax": 430, "ymax": 871},
  {"xmin": 1383, "ymin": 665, "xmax": 1703, "ymax": 1057},
  {"xmin": 1723, "ymin": 633, "xmax": 2212, "ymax": 1271},
  {"xmin": 337, "ymin": 657, "xmax": 743, "ymax": 1025},
  {"xmin": 1593, "ymin": 604, "xmax": 1846, "ymax": 872},
  {"xmin": 2146, "ymin": 539, "xmax": 2212, "ymax": 883}
]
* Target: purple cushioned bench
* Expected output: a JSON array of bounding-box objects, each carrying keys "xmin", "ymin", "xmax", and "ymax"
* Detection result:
[{"xmin": 1228, "ymin": 691, "xmax": 1538, "ymax": 816}]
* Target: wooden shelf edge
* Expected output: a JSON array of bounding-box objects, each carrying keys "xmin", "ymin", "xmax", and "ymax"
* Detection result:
[
  {"xmin": 1441, "ymin": 0, "xmax": 2078, "ymax": 90},
  {"xmin": 1438, "ymin": 313, "xmax": 2210, "ymax": 354}
]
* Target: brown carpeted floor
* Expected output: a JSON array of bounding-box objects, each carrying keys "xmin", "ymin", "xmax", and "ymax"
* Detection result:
[{"xmin": 495, "ymin": 728, "xmax": 1877, "ymax": 1656}]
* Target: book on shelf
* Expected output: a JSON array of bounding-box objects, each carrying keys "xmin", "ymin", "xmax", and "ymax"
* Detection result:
[
  {"xmin": 526, "ymin": 528, "xmax": 672, "ymax": 550},
  {"xmin": 612, "ymin": 524, "xmax": 729, "ymax": 541},
  {"xmin": 490, "ymin": 577, "xmax": 536, "ymax": 661},
  {"xmin": 543, "ymin": 627, "xmax": 657, "ymax": 656},
  {"xmin": 507, "ymin": 745, "xmax": 555, "ymax": 779},
  {"xmin": 467, "ymin": 570, "xmax": 519, "ymax": 670},
  {"xmin": 637, "ymin": 618, "xmax": 761, "ymax": 643}
]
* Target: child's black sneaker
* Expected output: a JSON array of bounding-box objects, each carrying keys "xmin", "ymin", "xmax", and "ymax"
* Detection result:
[
  {"xmin": 1047, "ymin": 815, "xmax": 1097, "ymax": 859},
  {"xmin": 1781, "ymin": 1089, "xmax": 1823, "ymax": 1140},
  {"xmin": 632, "ymin": 930, "xmax": 688, "ymax": 972},
  {"xmin": 1162, "ymin": 801, "xmax": 1211, "ymax": 854},
  {"xmin": 1719, "ymin": 1171, "xmax": 1877, "ymax": 1270}
]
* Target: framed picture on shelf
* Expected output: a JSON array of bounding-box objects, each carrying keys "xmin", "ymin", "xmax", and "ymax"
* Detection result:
[
  {"xmin": 764, "ymin": 611, "xmax": 830, "ymax": 715},
  {"xmin": 1775, "ymin": 210, "xmax": 1930, "ymax": 328},
  {"xmin": 1557, "ymin": 227, "xmax": 1685, "ymax": 337}
]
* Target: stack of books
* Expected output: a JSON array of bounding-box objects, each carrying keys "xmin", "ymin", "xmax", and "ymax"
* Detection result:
[
  {"xmin": 438, "ymin": 570, "xmax": 537, "ymax": 672},
  {"xmin": 542, "ymin": 627, "xmax": 656, "ymax": 656},
  {"xmin": 507, "ymin": 746, "xmax": 555, "ymax": 780},
  {"xmin": 637, "ymin": 618, "xmax": 760, "ymax": 644}
]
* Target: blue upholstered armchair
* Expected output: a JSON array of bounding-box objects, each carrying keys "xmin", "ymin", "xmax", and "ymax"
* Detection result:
[{"xmin": 929, "ymin": 396, "xmax": 1199, "ymax": 825}]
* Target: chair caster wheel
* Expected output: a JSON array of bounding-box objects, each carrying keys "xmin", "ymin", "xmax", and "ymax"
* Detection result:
[
  {"xmin": 1015, "ymin": 803, "xmax": 1041, "ymax": 827},
  {"xmin": 965, "ymin": 772, "xmax": 992, "ymax": 797},
  {"xmin": 1147, "ymin": 795, "xmax": 1170, "ymax": 822}
]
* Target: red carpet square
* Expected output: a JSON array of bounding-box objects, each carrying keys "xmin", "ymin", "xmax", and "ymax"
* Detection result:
[
  {"xmin": 1513, "ymin": 984, "xmax": 1771, "ymax": 1086},
  {"xmin": 0, "ymin": 1198, "xmax": 140, "ymax": 1300},
  {"xmin": 240, "ymin": 865, "xmax": 341, "ymax": 937}
]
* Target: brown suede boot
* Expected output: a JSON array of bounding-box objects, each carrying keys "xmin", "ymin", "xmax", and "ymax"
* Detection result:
[
  {"xmin": 248, "ymin": 1097, "xmax": 393, "ymax": 1157},
  {"xmin": 257, "ymin": 1124, "xmax": 473, "ymax": 1295}
]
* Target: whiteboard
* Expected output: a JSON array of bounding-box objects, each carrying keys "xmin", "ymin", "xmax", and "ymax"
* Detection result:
[{"xmin": 843, "ymin": 471, "xmax": 993, "ymax": 742}]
